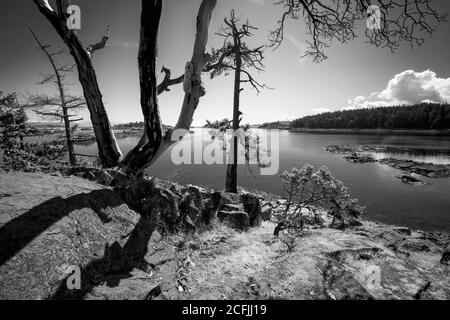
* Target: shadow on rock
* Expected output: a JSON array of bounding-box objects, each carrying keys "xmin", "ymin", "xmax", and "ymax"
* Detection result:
[
  {"xmin": 50, "ymin": 212, "xmax": 155, "ymax": 299},
  {"xmin": 0, "ymin": 189, "xmax": 122, "ymax": 267}
]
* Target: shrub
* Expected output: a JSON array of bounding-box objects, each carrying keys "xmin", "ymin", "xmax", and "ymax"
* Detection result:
[
  {"xmin": 0, "ymin": 92, "xmax": 27, "ymax": 149},
  {"xmin": 274, "ymin": 165, "xmax": 364, "ymax": 236}
]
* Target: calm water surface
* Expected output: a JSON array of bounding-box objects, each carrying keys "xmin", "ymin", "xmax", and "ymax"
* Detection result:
[{"xmin": 76, "ymin": 130, "xmax": 450, "ymax": 233}]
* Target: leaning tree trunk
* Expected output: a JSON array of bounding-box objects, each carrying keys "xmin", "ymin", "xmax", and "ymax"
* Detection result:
[
  {"xmin": 74, "ymin": 55, "xmax": 122, "ymax": 167},
  {"xmin": 119, "ymin": 0, "xmax": 217, "ymax": 176},
  {"xmin": 225, "ymin": 53, "xmax": 242, "ymax": 193},
  {"xmin": 33, "ymin": 0, "xmax": 122, "ymax": 167}
]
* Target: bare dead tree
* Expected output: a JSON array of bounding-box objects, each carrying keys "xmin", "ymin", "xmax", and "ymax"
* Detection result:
[
  {"xmin": 27, "ymin": 29, "xmax": 86, "ymax": 166},
  {"xmin": 119, "ymin": 0, "xmax": 218, "ymax": 176},
  {"xmin": 210, "ymin": 9, "xmax": 269, "ymax": 193},
  {"xmin": 33, "ymin": 0, "xmax": 122, "ymax": 167},
  {"xmin": 270, "ymin": 0, "xmax": 447, "ymax": 62},
  {"xmin": 33, "ymin": 0, "xmax": 218, "ymax": 175}
]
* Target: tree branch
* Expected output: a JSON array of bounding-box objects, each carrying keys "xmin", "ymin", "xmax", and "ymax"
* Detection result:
[
  {"xmin": 269, "ymin": 0, "xmax": 447, "ymax": 62},
  {"xmin": 156, "ymin": 66, "xmax": 184, "ymax": 95},
  {"xmin": 68, "ymin": 117, "xmax": 83, "ymax": 122},
  {"xmin": 86, "ymin": 26, "xmax": 111, "ymax": 57}
]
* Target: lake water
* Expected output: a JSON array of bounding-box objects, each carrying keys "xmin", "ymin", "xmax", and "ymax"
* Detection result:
[{"xmin": 75, "ymin": 129, "xmax": 450, "ymax": 233}]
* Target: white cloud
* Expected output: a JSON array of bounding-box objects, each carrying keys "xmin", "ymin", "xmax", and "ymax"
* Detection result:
[
  {"xmin": 311, "ymin": 108, "xmax": 331, "ymax": 114},
  {"xmin": 346, "ymin": 70, "xmax": 450, "ymax": 110},
  {"xmin": 275, "ymin": 116, "xmax": 293, "ymax": 122}
]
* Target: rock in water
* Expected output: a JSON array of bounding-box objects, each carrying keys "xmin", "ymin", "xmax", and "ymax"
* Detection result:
[
  {"xmin": 344, "ymin": 152, "xmax": 376, "ymax": 163},
  {"xmin": 395, "ymin": 174, "xmax": 430, "ymax": 187}
]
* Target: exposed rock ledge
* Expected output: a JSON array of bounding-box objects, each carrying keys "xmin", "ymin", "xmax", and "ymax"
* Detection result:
[{"xmin": 0, "ymin": 172, "xmax": 449, "ymax": 300}]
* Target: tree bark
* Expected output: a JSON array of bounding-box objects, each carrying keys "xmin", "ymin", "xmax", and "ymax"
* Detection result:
[
  {"xmin": 120, "ymin": 0, "xmax": 217, "ymax": 176},
  {"xmin": 33, "ymin": 0, "xmax": 122, "ymax": 167},
  {"xmin": 119, "ymin": 0, "xmax": 163, "ymax": 176},
  {"xmin": 54, "ymin": 53, "xmax": 76, "ymax": 166},
  {"xmin": 225, "ymin": 53, "xmax": 242, "ymax": 193},
  {"xmin": 62, "ymin": 109, "xmax": 76, "ymax": 166},
  {"xmin": 75, "ymin": 58, "xmax": 121, "ymax": 167}
]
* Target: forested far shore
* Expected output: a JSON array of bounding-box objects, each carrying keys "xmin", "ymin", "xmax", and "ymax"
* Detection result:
[{"xmin": 291, "ymin": 103, "xmax": 450, "ymax": 130}]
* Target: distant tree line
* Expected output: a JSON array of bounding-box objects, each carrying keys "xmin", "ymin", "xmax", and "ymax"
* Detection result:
[
  {"xmin": 291, "ymin": 104, "xmax": 450, "ymax": 130},
  {"xmin": 260, "ymin": 121, "xmax": 290, "ymax": 129},
  {"xmin": 113, "ymin": 122, "xmax": 145, "ymax": 130}
]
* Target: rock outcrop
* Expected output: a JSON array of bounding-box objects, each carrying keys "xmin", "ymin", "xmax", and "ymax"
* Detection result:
[
  {"xmin": 441, "ymin": 245, "xmax": 450, "ymax": 265},
  {"xmin": 240, "ymin": 192, "xmax": 263, "ymax": 227},
  {"xmin": 1, "ymin": 172, "xmax": 448, "ymax": 300},
  {"xmin": 217, "ymin": 211, "xmax": 250, "ymax": 231},
  {"xmin": 0, "ymin": 172, "xmax": 267, "ymax": 299},
  {"xmin": 211, "ymin": 191, "xmax": 263, "ymax": 229},
  {"xmin": 344, "ymin": 152, "xmax": 376, "ymax": 164},
  {"xmin": 260, "ymin": 201, "xmax": 272, "ymax": 221},
  {"xmin": 0, "ymin": 172, "xmax": 140, "ymax": 299}
]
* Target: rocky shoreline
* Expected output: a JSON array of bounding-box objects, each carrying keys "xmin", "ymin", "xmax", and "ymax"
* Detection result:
[
  {"xmin": 0, "ymin": 170, "xmax": 449, "ymax": 300},
  {"xmin": 326, "ymin": 145, "xmax": 450, "ymax": 185}
]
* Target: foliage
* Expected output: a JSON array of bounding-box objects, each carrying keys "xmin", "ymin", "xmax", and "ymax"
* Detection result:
[
  {"xmin": 1, "ymin": 141, "xmax": 67, "ymax": 172},
  {"xmin": 291, "ymin": 103, "xmax": 450, "ymax": 130},
  {"xmin": 279, "ymin": 228, "xmax": 302, "ymax": 253},
  {"xmin": 203, "ymin": 118, "xmax": 233, "ymax": 134},
  {"xmin": 0, "ymin": 92, "xmax": 28, "ymax": 148},
  {"xmin": 204, "ymin": 119, "xmax": 265, "ymax": 170},
  {"xmin": 274, "ymin": 165, "xmax": 364, "ymax": 236}
]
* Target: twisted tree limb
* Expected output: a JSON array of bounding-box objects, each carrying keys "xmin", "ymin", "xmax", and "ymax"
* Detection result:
[
  {"xmin": 120, "ymin": 0, "xmax": 217, "ymax": 175},
  {"xmin": 86, "ymin": 26, "xmax": 110, "ymax": 57},
  {"xmin": 156, "ymin": 49, "xmax": 231, "ymax": 96},
  {"xmin": 157, "ymin": 66, "xmax": 185, "ymax": 95}
]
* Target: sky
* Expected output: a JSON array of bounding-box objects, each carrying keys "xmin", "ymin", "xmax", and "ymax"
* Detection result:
[{"xmin": 1, "ymin": 0, "xmax": 450, "ymax": 126}]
